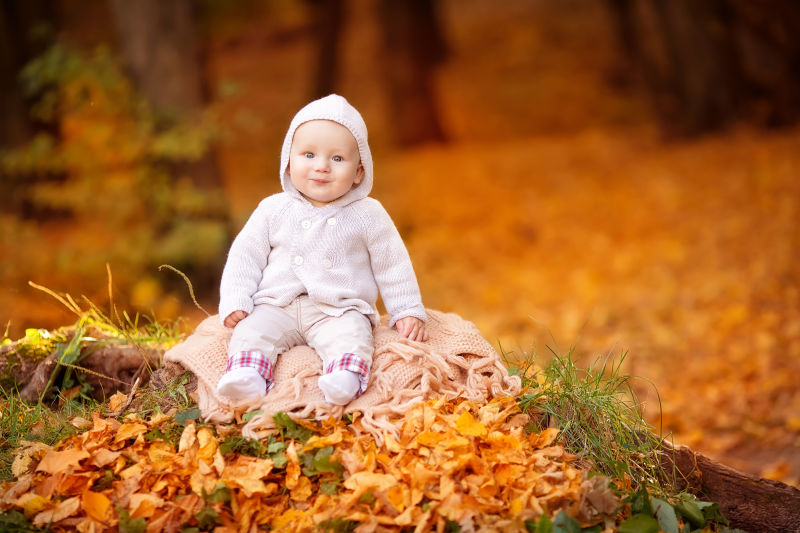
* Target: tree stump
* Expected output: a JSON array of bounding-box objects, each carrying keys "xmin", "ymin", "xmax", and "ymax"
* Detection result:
[{"xmin": 660, "ymin": 440, "xmax": 800, "ymax": 532}]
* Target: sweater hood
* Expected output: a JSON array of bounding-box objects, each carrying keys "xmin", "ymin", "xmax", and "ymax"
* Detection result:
[{"xmin": 280, "ymin": 94, "xmax": 373, "ymax": 206}]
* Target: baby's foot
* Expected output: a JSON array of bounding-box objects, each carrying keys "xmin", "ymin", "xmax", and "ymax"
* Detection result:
[
  {"xmin": 217, "ymin": 367, "xmax": 267, "ymax": 402},
  {"xmin": 318, "ymin": 370, "xmax": 360, "ymax": 405}
]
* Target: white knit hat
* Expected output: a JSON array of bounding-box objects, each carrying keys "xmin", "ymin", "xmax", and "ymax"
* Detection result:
[{"xmin": 280, "ymin": 94, "xmax": 373, "ymax": 205}]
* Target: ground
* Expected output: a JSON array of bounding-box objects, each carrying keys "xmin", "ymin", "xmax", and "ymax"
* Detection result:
[{"xmin": 1, "ymin": 0, "xmax": 798, "ymax": 488}]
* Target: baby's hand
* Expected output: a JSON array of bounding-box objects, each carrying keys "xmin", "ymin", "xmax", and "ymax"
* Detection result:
[
  {"xmin": 395, "ymin": 317, "xmax": 428, "ymax": 342},
  {"xmin": 224, "ymin": 310, "xmax": 249, "ymax": 328}
]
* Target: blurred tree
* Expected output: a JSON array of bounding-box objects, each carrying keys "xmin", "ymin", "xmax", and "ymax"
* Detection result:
[
  {"xmin": 378, "ymin": 0, "xmax": 447, "ymax": 146},
  {"xmin": 0, "ymin": 0, "xmax": 58, "ymax": 213},
  {"xmin": 308, "ymin": 0, "xmax": 344, "ymax": 99},
  {"xmin": 606, "ymin": 0, "xmax": 800, "ymax": 135},
  {"xmin": 109, "ymin": 0, "xmax": 229, "ymax": 290},
  {"xmin": 109, "ymin": 0, "xmax": 224, "ymax": 191}
]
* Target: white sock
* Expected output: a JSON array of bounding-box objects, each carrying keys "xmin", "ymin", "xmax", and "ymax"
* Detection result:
[
  {"xmin": 318, "ymin": 370, "xmax": 361, "ymax": 405},
  {"xmin": 217, "ymin": 366, "xmax": 267, "ymax": 402}
]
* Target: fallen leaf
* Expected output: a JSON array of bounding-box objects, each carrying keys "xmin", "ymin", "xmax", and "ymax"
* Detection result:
[
  {"xmin": 343, "ymin": 471, "xmax": 397, "ymax": 492},
  {"xmin": 114, "ymin": 422, "xmax": 148, "ymax": 443},
  {"xmin": 17, "ymin": 493, "xmax": 50, "ymax": 519},
  {"xmin": 107, "ymin": 391, "xmax": 127, "ymax": 413},
  {"xmin": 32, "ymin": 495, "xmax": 80, "ymax": 526},
  {"xmin": 36, "ymin": 448, "xmax": 90, "ymax": 475},
  {"xmin": 82, "ymin": 489, "xmax": 112, "ymax": 522},
  {"xmin": 456, "ymin": 411, "xmax": 488, "ymax": 437}
]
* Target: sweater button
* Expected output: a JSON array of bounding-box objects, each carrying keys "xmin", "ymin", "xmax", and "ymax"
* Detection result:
[
  {"xmin": 322, "ymin": 259, "xmax": 332, "ymax": 269},
  {"xmin": 327, "ymin": 217, "xmax": 337, "ymax": 226},
  {"xmin": 301, "ymin": 220, "xmax": 311, "ymax": 229},
  {"xmin": 294, "ymin": 256, "xmax": 304, "ymax": 265}
]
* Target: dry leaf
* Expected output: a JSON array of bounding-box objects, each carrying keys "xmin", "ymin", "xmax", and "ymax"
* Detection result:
[
  {"xmin": 36, "ymin": 448, "xmax": 90, "ymax": 475},
  {"xmin": 107, "ymin": 391, "xmax": 127, "ymax": 413},
  {"xmin": 32, "ymin": 495, "xmax": 80, "ymax": 526},
  {"xmin": 82, "ymin": 489, "xmax": 112, "ymax": 522}
]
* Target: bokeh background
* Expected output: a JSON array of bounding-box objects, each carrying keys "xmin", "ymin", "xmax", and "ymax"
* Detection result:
[{"xmin": 2, "ymin": 0, "xmax": 799, "ymax": 485}]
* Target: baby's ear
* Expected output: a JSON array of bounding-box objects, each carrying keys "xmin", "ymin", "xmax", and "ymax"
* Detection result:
[{"xmin": 354, "ymin": 164, "xmax": 365, "ymax": 185}]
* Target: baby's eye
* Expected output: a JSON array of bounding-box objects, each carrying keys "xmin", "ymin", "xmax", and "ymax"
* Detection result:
[
  {"xmin": 303, "ymin": 152, "xmax": 314, "ymax": 158},
  {"xmin": 332, "ymin": 155, "xmax": 343, "ymax": 162}
]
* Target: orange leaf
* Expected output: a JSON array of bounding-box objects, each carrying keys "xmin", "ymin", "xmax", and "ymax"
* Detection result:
[
  {"xmin": 302, "ymin": 428, "xmax": 343, "ymax": 451},
  {"xmin": 290, "ymin": 475, "xmax": 313, "ymax": 502},
  {"xmin": 114, "ymin": 422, "xmax": 148, "ymax": 443},
  {"xmin": 415, "ymin": 431, "xmax": 445, "ymax": 446},
  {"xmin": 36, "ymin": 448, "xmax": 90, "ymax": 474},
  {"xmin": 343, "ymin": 471, "xmax": 396, "ymax": 491},
  {"xmin": 129, "ymin": 493, "xmax": 164, "ymax": 519},
  {"xmin": 82, "ymin": 489, "xmax": 112, "ymax": 522},
  {"xmin": 385, "ymin": 484, "xmax": 407, "ymax": 512},
  {"xmin": 531, "ymin": 428, "xmax": 560, "ymax": 448},
  {"xmin": 455, "ymin": 411, "xmax": 487, "ymax": 437}
]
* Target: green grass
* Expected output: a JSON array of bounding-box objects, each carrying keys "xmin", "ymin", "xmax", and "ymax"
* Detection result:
[
  {"xmin": 509, "ymin": 343, "xmax": 669, "ymax": 494},
  {"xmin": 0, "ymin": 283, "xmax": 191, "ymax": 482},
  {"xmin": 0, "ymin": 390, "xmax": 99, "ymax": 481}
]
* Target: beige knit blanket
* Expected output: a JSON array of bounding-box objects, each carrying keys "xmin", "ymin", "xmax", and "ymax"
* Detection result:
[{"xmin": 164, "ymin": 309, "xmax": 521, "ymax": 442}]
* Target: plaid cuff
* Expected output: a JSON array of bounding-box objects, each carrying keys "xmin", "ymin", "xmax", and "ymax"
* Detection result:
[
  {"xmin": 325, "ymin": 353, "xmax": 370, "ymax": 396},
  {"xmin": 226, "ymin": 351, "xmax": 274, "ymax": 390}
]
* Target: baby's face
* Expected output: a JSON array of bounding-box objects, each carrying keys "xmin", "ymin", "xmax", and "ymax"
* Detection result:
[{"xmin": 289, "ymin": 120, "xmax": 364, "ymax": 207}]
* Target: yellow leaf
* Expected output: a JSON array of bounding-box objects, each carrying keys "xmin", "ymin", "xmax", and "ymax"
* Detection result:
[
  {"xmin": 196, "ymin": 427, "xmax": 217, "ymax": 464},
  {"xmin": 178, "ymin": 421, "xmax": 197, "ymax": 453},
  {"xmin": 114, "ymin": 422, "xmax": 148, "ymax": 443},
  {"xmin": 148, "ymin": 446, "xmax": 179, "ymax": 471},
  {"xmin": 416, "ymin": 431, "xmax": 445, "ymax": 446},
  {"xmin": 32, "ymin": 496, "xmax": 80, "ymax": 526},
  {"xmin": 272, "ymin": 508, "xmax": 312, "ymax": 530},
  {"xmin": 385, "ymin": 484, "xmax": 406, "ymax": 512},
  {"xmin": 343, "ymin": 471, "xmax": 397, "ymax": 491},
  {"xmin": 82, "ymin": 489, "xmax": 112, "ymax": 522},
  {"xmin": 456, "ymin": 411, "xmax": 487, "ymax": 437},
  {"xmin": 12, "ymin": 441, "xmax": 50, "ymax": 477},
  {"xmin": 290, "ymin": 475, "xmax": 313, "ymax": 502},
  {"xmin": 36, "ymin": 448, "xmax": 90, "ymax": 474},
  {"xmin": 302, "ymin": 428, "xmax": 343, "ymax": 451},
  {"xmin": 107, "ymin": 391, "xmax": 127, "ymax": 413},
  {"xmin": 17, "ymin": 493, "xmax": 50, "ymax": 519},
  {"xmin": 487, "ymin": 431, "xmax": 522, "ymax": 450}
]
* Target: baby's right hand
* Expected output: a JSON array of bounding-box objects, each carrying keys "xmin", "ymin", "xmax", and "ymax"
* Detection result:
[{"xmin": 224, "ymin": 310, "xmax": 249, "ymax": 328}]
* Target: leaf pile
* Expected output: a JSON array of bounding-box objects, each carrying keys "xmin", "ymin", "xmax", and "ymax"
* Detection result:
[{"xmin": 0, "ymin": 396, "xmax": 628, "ymax": 532}]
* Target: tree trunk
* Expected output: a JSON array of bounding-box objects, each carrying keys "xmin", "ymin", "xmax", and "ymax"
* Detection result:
[
  {"xmin": 109, "ymin": 0, "xmax": 223, "ymax": 190},
  {"xmin": 308, "ymin": 0, "xmax": 345, "ymax": 99},
  {"xmin": 0, "ymin": 0, "xmax": 58, "ymax": 212},
  {"xmin": 660, "ymin": 440, "xmax": 800, "ymax": 532},
  {"xmin": 605, "ymin": 0, "xmax": 800, "ymax": 135},
  {"xmin": 378, "ymin": 0, "xmax": 447, "ymax": 146}
]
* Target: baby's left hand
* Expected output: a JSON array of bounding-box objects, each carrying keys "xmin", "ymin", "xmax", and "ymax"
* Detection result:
[{"xmin": 395, "ymin": 317, "xmax": 429, "ymax": 342}]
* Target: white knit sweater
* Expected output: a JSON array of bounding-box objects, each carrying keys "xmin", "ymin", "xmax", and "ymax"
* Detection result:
[{"xmin": 219, "ymin": 95, "xmax": 426, "ymax": 327}]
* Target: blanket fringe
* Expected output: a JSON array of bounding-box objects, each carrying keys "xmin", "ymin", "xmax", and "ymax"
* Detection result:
[{"xmin": 165, "ymin": 309, "xmax": 522, "ymax": 443}]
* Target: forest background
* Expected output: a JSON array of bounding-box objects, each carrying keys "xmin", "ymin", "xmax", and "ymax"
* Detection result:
[{"xmin": 1, "ymin": 0, "xmax": 798, "ymax": 490}]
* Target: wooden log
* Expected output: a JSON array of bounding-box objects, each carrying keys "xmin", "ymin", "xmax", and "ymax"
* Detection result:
[
  {"xmin": 660, "ymin": 440, "xmax": 800, "ymax": 532},
  {"xmin": 12, "ymin": 344, "xmax": 162, "ymax": 402}
]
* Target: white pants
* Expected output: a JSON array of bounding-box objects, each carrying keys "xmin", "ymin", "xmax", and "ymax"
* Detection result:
[{"xmin": 227, "ymin": 296, "xmax": 374, "ymax": 389}]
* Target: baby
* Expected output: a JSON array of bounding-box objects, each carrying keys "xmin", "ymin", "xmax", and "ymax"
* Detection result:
[{"xmin": 216, "ymin": 94, "xmax": 428, "ymax": 405}]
